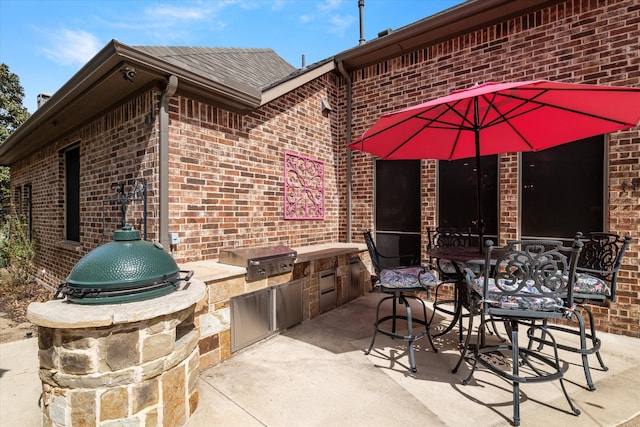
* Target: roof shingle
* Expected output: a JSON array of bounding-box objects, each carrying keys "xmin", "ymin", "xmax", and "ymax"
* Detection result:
[{"xmin": 132, "ymin": 46, "xmax": 297, "ymax": 91}]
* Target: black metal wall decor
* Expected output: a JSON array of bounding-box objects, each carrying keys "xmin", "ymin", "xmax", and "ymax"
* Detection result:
[{"xmin": 102, "ymin": 178, "xmax": 147, "ymax": 239}]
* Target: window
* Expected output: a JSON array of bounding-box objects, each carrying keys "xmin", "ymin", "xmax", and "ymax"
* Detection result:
[
  {"xmin": 65, "ymin": 146, "xmax": 80, "ymax": 242},
  {"xmin": 375, "ymin": 159, "xmax": 421, "ymax": 265},
  {"xmin": 24, "ymin": 184, "xmax": 32, "ymax": 240},
  {"xmin": 522, "ymin": 136, "xmax": 604, "ymax": 239},
  {"xmin": 438, "ymin": 155, "xmax": 498, "ymax": 239},
  {"xmin": 13, "ymin": 186, "xmax": 21, "ymax": 214}
]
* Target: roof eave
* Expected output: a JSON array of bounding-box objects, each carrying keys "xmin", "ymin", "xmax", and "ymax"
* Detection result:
[
  {"xmin": 114, "ymin": 42, "xmax": 262, "ymax": 107},
  {"xmin": 259, "ymin": 0, "xmax": 565, "ymax": 105},
  {"xmin": 261, "ymin": 60, "xmax": 336, "ymax": 105},
  {"xmin": 335, "ymin": 0, "xmax": 564, "ymax": 70},
  {"xmin": 0, "ymin": 40, "xmax": 261, "ymax": 165}
]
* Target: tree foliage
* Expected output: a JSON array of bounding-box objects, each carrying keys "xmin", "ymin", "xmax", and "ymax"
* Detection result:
[
  {"xmin": 0, "ymin": 63, "xmax": 30, "ymax": 141},
  {"xmin": 0, "ymin": 63, "xmax": 30, "ymax": 210},
  {"xmin": 0, "ymin": 209, "xmax": 36, "ymax": 290}
]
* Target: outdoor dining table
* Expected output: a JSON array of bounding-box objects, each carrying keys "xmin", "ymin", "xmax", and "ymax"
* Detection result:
[
  {"xmin": 426, "ymin": 246, "xmax": 504, "ymax": 339},
  {"xmin": 426, "ymin": 245, "xmax": 506, "ymax": 373}
]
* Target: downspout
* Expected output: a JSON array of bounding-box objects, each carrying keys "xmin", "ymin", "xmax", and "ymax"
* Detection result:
[
  {"xmin": 337, "ymin": 61, "xmax": 353, "ymax": 242},
  {"xmin": 159, "ymin": 75, "xmax": 178, "ymax": 250}
]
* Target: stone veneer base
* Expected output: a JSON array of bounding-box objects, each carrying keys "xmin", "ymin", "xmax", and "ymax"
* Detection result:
[{"xmin": 27, "ymin": 280, "xmax": 206, "ymax": 427}]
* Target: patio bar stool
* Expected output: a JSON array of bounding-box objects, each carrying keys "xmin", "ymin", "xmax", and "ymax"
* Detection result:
[
  {"xmin": 363, "ymin": 231, "xmax": 438, "ymax": 373},
  {"xmin": 463, "ymin": 239, "xmax": 584, "ymax": 426},
  {"xmin": 526, "ymin": 231, "xmax": 632, "ymax": 390}
]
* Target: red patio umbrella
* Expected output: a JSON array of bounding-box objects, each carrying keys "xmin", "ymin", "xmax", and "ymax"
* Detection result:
[{"xmin": 349, "ymin": 80, "xmax": 640, "ymax": 247}]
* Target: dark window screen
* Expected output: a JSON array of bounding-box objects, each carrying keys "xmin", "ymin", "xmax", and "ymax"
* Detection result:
[
  {"xmin": 375, "ymin": 160, "xmax": 421, "ymax": 232},
  {"xmin": 375, "ymin": 160, "xmax": 421, "ymax": 264},
  {"xmin": 24, "ymin": 184, "xmax": 33, "ymax": 241},
  {"xmin": 65, "ymin": 147, "xmax": 80, "ymax": 242},
  {"xmin": 438, "ymin": 155, "xmax": 498, "ymax": 236},
  {"xmin": 522, "ymin": 136, "xmax": 604, "ymax": 239}
]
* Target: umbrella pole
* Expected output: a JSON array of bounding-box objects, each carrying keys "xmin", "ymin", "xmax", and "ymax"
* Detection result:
[{"xmin": 474, "ymin": 98, "xmax": 484, "ymax": 253}]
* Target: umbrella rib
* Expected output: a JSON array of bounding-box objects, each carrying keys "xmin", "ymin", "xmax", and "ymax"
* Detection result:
[
  {"xmin": 449, "ymin": 99, "xmax": 474, "ymax": 158},
  {"xmin": 501, "ymin": 90, "xmax": 635, "ymax": 127},
  {"xmin": 384, "ymin": 106, "xmax": 457, "ymax": 158},
  {"xmin": 356, "ymin": 104, "xmax": 447, "ymax": 147},
  {"xmin": 481, "ymin": 93, "xmax": 538, "ymax": 150},
  {"xmin": 416, "ymin": 99, "xmax": 475, "ymax": 159}
]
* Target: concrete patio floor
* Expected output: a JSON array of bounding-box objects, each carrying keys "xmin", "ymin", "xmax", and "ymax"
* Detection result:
[{"xmin": 2, "ymin": 291, "xmax": 640, "ymax": 426}]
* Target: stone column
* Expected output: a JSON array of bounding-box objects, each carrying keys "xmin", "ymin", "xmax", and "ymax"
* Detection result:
[{"xmin": 27, "ymin": 280, "xmax": 206, "ymax": 427}]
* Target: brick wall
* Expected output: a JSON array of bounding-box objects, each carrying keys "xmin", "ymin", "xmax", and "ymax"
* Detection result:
[
  {"xmin": 10, "ymin": 74, "xmax": 344, "ymax": 285},
  {"xmin": 167, "ymin": 73, "xmax": 341, "ymax": 262},
  {"xmin": 347, "ymin": 0, "xmax": 639, "ymax": 336},
  {"xmin": 10, "ymin": 91, "xmax": 160, "ymax": 286},
  {"xmin": 8, "ymin": 0, "xmax": 638, "ymax": 337}
]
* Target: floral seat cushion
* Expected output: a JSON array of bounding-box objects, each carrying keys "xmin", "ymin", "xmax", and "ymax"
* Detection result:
[
  {"xmin": 573, "ymin": 272, "xmax": 611, "ymax": 297},
  {"xmin": 436, "ymin": 259, "xmax": 481, "ymax": 278},
  {"xmin": 436, "ymin": 259, "xmax": 459, "ymax": 275},
  {"xmin": 470, "ymin": 277, "xmax": 565, "ymax": 311},
  {"xmin": 379, "ymin": 266, "xmax": 437, "ymax": 289}
]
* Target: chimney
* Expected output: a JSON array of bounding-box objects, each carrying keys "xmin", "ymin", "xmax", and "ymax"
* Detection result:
[{"xmin": 37, "ymin": 93, "xmax": 51, "ymax": 108}]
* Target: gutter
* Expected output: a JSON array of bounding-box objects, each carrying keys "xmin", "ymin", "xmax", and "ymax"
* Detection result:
[
  {"xmin": 337, "ymin": 61, "xmax": 353, "ymax": 243},
  {"xmin": 335, "ymin": 0, "xmax": 562, "ymax": 69},
  {"xmin": 159, "ymin": 75, "xmax": 178, "ymax": 250}
]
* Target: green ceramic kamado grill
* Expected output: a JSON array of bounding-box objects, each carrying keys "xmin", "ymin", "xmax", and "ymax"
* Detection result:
[{"xmin": 56, "ymin": 226, "xmax": 192, "ymax": 304}]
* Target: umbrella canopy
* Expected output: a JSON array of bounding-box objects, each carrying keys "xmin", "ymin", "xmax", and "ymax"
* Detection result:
[{"xmin": 349, "ymin": 80, "xmax": 640, "ymax": 245}]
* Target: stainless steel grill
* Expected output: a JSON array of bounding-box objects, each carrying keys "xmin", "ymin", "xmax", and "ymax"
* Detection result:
[{"xmin": 219, "ymin": 245, "xmax": 297, "ymax": 282}]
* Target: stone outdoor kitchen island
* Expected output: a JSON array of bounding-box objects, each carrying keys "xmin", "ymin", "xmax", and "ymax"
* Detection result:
[{"xmin": 27, "ymin": 280, "xmax": 205, "ymax": 427}]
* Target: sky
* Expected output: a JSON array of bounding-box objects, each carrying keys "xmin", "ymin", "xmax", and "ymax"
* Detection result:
[{"xmin": 1, "ymin": 0, "xmax": 465, "ymax": 114}]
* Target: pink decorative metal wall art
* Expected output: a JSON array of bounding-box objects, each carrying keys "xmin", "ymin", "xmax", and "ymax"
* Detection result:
[{"xmin": 284, "ymin": 152, "xmax": 325, "ymax": 219}]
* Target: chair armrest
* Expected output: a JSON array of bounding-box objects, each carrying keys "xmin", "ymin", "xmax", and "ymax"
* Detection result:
[{"xmin": 576, "ymin": 266, "xmax": 616, "ymax": 276}]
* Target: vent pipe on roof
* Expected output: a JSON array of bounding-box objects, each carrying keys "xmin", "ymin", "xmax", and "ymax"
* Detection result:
[
  {"xmin": 301, "ymin": 54, "xmax": 306, "ymax": 68},
  {"xmin": 358, "ymin": 0, "xmax": 365, "ymax": 45}
]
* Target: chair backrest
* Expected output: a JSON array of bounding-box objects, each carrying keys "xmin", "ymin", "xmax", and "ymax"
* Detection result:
[
  {"xmin": 426, "ymin": 227, "xmax": 473, "ymax": 279},
  {"xmin": 481, "ymin": 239, "xmax": 583, "ymax": 317},
  {"xmin": 363, "ymin": 231, "xmax": 420, "ymax": 277},
  {"xmin": 363, "ymin": 231, "xmax": 383, "ymax": 277},
  {"xmin": 427, "ymin": 227, "xmax": 472, "ymax": 250},
  {"xmin": 574, "ymin": 232, "xmax": 632, "ymax": 300}
]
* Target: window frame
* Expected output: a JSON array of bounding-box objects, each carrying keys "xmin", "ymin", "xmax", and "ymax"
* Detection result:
[
  {"xmin": 437, "ymin": 155, "xmax": 499, "ymax": 242},
  {"xmin": 374, "ymin": 159, "xmax": 422, "ymax": 264},
  {"xmin": 519, "ymin": 135, "xmax": 607, "ymax": 240},
  {"xmin": 63, "ymin": 145, "xmax": 81, "ymax": 243}
]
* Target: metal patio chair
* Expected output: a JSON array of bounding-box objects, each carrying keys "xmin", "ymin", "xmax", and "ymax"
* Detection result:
[
  {"xmin": 527, "ymin": 231, "xmax": 632, "ymax": 390},
  {"xmin": 363, "ymin": 231, "xmax": 438, "ymax": 373},
  {"xmin": 426, "ymin": 227, "xmax": 477, "ymax": 341},
  {"xmin": 462, "ymin": 239, "xmax": 583, "ymax": 426}
]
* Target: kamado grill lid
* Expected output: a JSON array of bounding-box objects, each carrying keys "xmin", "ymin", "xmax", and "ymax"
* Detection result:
[{"xmin": 57, "ymin": 226, "xmax": 192, "ymax": 304}]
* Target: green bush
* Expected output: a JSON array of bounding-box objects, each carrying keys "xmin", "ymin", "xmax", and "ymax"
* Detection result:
[{"xmin": 0, "ymin": 209, "xmax": 36, "ymax": 292}]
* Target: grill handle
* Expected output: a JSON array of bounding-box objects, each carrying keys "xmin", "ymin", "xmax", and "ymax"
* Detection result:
[{"xmin": 179, "ymin": 270, "xmax": 194, "ymax": 286}]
